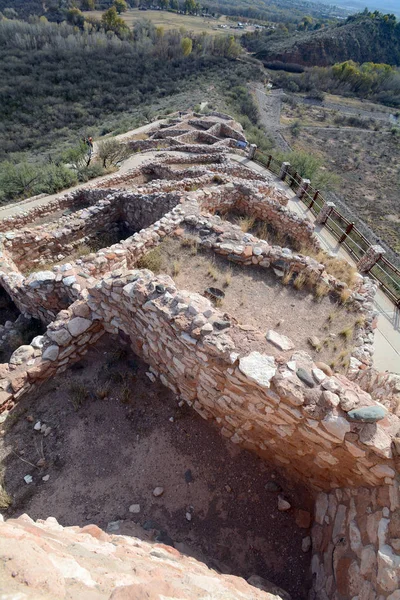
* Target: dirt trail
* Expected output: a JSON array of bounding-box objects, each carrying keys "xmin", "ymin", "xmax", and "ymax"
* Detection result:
[{"xmin": 250, "ymin": 84, "xmax": 291, "ymax": 152}]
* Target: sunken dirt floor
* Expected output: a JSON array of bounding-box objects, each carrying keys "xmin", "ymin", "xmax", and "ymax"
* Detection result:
[
  {"xmin": 145, "ymin": 236, "xmax": 359, "ymax": 371},
  {"xmin": 0, "ymin": 337, "xmax": 313, "ymax": 599}
]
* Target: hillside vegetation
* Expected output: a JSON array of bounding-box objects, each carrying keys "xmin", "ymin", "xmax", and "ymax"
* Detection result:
[
  {"xmin": 245, "ymin": 12, "xmax": 400, "ymax": 67},
  {"xmin": 0, "ymin": 18, "xmax": 244, "ymax": 161},
  {"xmin": 0, "ymin": 0, "xmax": 349, "ymax": 24}
]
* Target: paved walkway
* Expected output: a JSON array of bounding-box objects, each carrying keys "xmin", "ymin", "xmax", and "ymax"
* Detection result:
[{"xmin": 230, "ymin": 154, "xmax": 400, "ymax": 375}]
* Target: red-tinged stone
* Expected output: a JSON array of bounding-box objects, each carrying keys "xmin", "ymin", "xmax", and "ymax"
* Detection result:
[
  {"xmin": 173, "ymin": 228, "xmax": 185, "ymax": 237},
  {"xmin": 80, "ymin": 524, "xmax": 110, "ymax": 541},
  {"xmin": 295, "ymin": 509, "xmax": 311, "ymax": 529},
  {"xmin": 336, "ymin": 556, "xmax": 353, "ymax": 597}
]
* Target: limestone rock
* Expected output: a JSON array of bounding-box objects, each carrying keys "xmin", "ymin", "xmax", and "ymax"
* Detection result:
[
  {"xmin": 302, "ymin": 537, "xmax": 311, "ymax": 553},
  {"xmin": 47, "ymin": 328, "xmax": 72, "ymax": 346},
  {"xmin": 277, "ymin": 496, "xmax": 291, "ymax": 511},
  {"xmin": 67, "ymin": 317, "xmax": 92, "ymax": 337},
  {"xmin": 266, "ymin": 330, "xmax": 294, "ymax": 352},
  {"xmin": 321, "ymin": 414, "xmax": 350, "ymax": 441},
  {"xmin": 9, "ymin": 345, "xmax": 35, "ymax": 365},
  {"xmin": 42, "ymin": 345, "xmax": 60, "ymax": 362},
  {"xmin": 312, "ymin": 368, "xmax": 326, "ymax": 384},
  {"xmin": 153, "ymin": 486, "xmax": 164, "ymax": 497},
  {"xmin": 0, "ymin": 515, "xmax": 278, "ymax": 600},
  {"xmin": 239, "ymin": 352, "xmax": 276, "ymax": 389}
]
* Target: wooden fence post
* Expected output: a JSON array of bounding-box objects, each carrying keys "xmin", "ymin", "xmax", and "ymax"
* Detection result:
[{"xmin": 339, "ymin": 222, "xmax": 354, "ymax": 244}]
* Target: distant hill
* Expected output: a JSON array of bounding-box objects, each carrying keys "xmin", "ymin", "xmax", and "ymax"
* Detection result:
[
  {"xmin": 252, "ymin": 13, "xmax": 400, "ymax": 67},
  {"xmin": 320, "ymin": 0, "xmax": 400, "ymax": 18}
]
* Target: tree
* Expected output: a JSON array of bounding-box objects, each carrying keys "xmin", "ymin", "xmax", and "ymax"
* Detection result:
[
  {"xmin": 114, "ymin": 0, "xmax": 128, "ymax": 14},
  {"xmin": 3, "ymin": 7, "xmax": 18, "ymax": 19},
  {"xmin": 80, "ymin": 0, "xmax": 95, "ymax": 10},
  {"xmin": 97, "ymin": 138, "xmax": 130, "ymax": 168},
  {"xmin": 66, "ymin": 8, "xmax": 85, "ymax": 29},
  {"xmin": 62, "ymin": 142, "xmax": 92, "ymax": 173},
  {"xmin": 183, "ymin": 0, "xmax": 195, "ymax": 14},
  {"xmin": 181, "ymin": 37, "xmax": 192, "ymax": 56},
  {"xmin": 101, "ymin": 6, "xmax": 129, "ymax": 34}
]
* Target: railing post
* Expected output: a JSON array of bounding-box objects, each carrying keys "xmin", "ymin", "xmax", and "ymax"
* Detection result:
[
  {"xmin": 279, "ymin": 161, "xmax": 290, "ymax": 181},
  {"xmin": 248, "ymin": 144, "xmax": 257, "ymax": 160},
  {"xmin": 267, "ymin": 155, "xmax": 272, "ymax": 168},
  {"xmin": 357, "ymin": 245, "xmax": 386, "ymax": 273},
  {"xmin": 339, "ymin": 222, "xmax": 354, "ymax": 244},
  {"xmin": 296, "ymin": 178, "xmax": 311, "ymax": 200},
  {"xmin": 309, "ymin": 189, "xmax": 320, "ymax": 210},
  {"xmin": 315, "ymin": 201, "xmax": 335, "ymax": 225}
]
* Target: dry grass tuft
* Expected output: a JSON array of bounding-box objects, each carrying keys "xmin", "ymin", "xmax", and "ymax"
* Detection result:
[
  {"xmin": 95, "ymin": 383, "xmax": 110, "ymax": 400},
  {"xmin": 254, "ymin": 221, "xmax": 269, "ymax": 241},
  {"xmin": 69, "ymin": 382, "xmax": 89, "ymax": 411},
  {"xmin": 181, "ymin": 237, "xmax": 198, "ymax": 255},
  {"xmin": 355, "ymin": 314, "xmax": 366, "ymax": 327},
  {"xmin": 314, "ymin": 281, "xmax": 330, "ymax": 300},
  {"xmin": 172, "ymin": 260, "xmax": 181, "ymax": 276},
  {"xmin": 75, "ymin": 243, "xmax": 91, "ymax": 257},
  {"xmin": 282, "ymin": 270, "xmax": 293, "ymax": 285},
  {"xmin": 224, "ymin": 269, "xmax": 232, "ymax": 287},
  {"xmin": 340, "ymin": 325, "xmax": 354, "ymax": 342},
  {"xmin": 339, "ymin": 288, "xmax": 352, "ymax": 304},
  {"xmin": 294, "ymin": 272, "xmax": 307, "ymax": 290},
  {"xmin": 207, "ymin": 262, "xmax": 219, "ymax": 281},
  {"xmin": 300, "ymin": 246, "xmax": 357, "ymax": 288},
  {"xmin": 0, "ymin": 469, "xmax": 11, "ymax": 509},
  {"xmin": 237, "ymin": 215, "xmax": 255, "ymax": 233}
]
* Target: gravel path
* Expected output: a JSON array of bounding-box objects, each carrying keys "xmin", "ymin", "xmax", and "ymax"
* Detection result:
[{"xmin": 250, "ymin": 84, "xmax": 291, "ymax": 152}]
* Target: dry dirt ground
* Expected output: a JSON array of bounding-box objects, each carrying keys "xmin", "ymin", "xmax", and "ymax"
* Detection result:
[
  {"xmin": 83, "ymin": 9, "xmax": 246, "ymax": 36},
  {"xmin": 283, "ymin": 112, "xmax": 400, "ymax": 253},
  {"xmin": 146, "ymin": 236, "xmax": 358, "ymax": 371},
  {"xmin": 0, "ymin": 337, "xmax": 313, "ymax": 599}
]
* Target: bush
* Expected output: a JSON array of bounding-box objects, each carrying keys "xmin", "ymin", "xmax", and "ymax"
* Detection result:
[
  {"xmin": 97, "ymin": 138, "xmax": 130, "ymax": 168},
  {"xmin": 39, "ymin": 163, "xmax": 78, "ymax": 194}
]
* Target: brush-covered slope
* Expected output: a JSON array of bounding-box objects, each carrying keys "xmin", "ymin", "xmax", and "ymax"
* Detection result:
[{"xmin": 253, "ymin": 13, "xmax": 400, "ymax": 67}]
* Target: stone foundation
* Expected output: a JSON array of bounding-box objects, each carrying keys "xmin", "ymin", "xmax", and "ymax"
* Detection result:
[{"xmin": 0, "ymin": 111, "xmax": 399, "ymax": 599}]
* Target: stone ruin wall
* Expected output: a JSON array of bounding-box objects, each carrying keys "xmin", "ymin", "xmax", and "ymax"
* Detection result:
[
  {"xmin": 0, "ymin": 265, "xmax": 399, "ymax": 597},
  {"xmin": 0, "ymin": 262, "xmax": 397, "ymax": 493},
  {"xmin": 311, "ymin": 486, "xmax": 400, "ymax": 600},
  {"xmin": 0, "ymin": 119, "xmax": 399, "ymax": 599},
  {"xmin": 349, "ymin": 368, "xmax": 400, "ymax": 417}
]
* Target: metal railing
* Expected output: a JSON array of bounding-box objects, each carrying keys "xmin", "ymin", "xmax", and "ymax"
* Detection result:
[{"xmin": 253, "ymin": 149, "xmax": 400, "ymax": 307}]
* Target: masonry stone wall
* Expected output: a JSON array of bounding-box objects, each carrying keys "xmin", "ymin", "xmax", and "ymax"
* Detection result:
[
  {"xmin": 84, "ymin": 269, "xmax": 399, "ymax": 492},
  {"xmin": 0, "ymin": 296, "xmax": 103, "ymax": 412},
  {"xmin": 198, "ymin": 182, "xmax": 317, "ymax": 249},
  {"xmin": 0, "ymin": 188, "xmax": 107, "ymax": 234},
  {"xmin": 349, "ymin": 368, "xmax": 400, "ymax": 416},
  {"xmin": 2, "ymin": 198, "xmax": 121, "ymax": 272},
  {"xmin": 310, "ymin": 484, "xmax": 400, "ymax": 599},
  {"xmin": 1, "ymin": 113, "xmax": 399, "ymax": 599}
]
